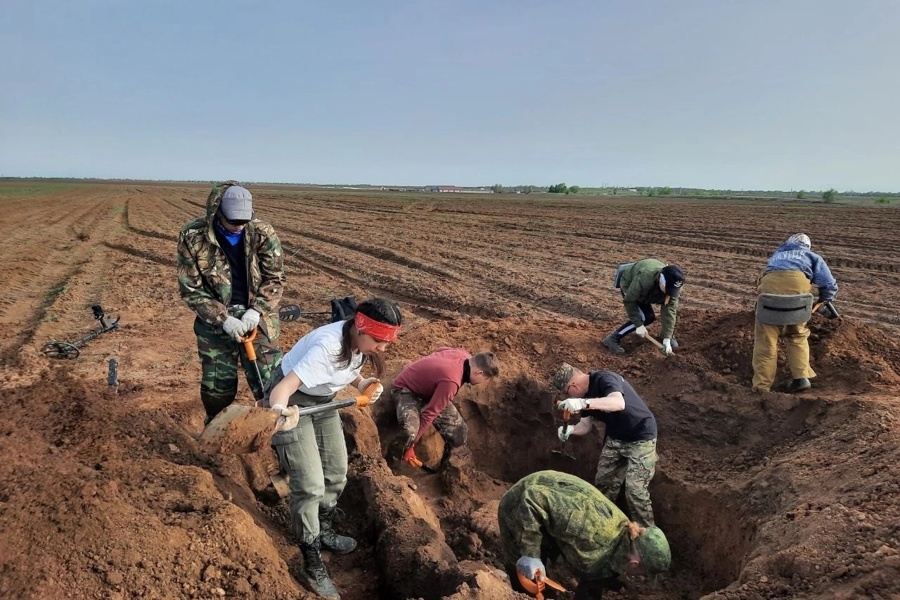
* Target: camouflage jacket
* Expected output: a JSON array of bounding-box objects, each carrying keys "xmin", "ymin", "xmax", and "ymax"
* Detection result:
[
  {"xmin": 619, "ymin": 258, "xmax": 678, "ymax": 338},
  {"xmin": 176, "ymin": 181, "xmax": 285, "ymax": 336},
  {"xmin": 498, "ymin": 470, "xmax": 631, "ymax": 580}
]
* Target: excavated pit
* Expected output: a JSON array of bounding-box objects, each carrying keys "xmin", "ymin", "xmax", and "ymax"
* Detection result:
[
  {"xmin": 352, "ymin": 313, "xmax": 900, "ymax": 600},
  {"xmin": 1, "ymin": 311, "xmax": 898, "ymax": 600}
]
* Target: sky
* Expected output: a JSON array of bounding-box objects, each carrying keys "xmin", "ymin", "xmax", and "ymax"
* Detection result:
[{"xmin": 1, "ymin": 0, "xmax": 898, "ymax": 191}]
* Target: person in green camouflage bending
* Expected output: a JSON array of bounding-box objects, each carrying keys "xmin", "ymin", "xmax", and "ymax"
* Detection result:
[
  {"xmin": 177, "ymin": 181, "xmax": 286, "ymax": 424},
  {"xmin": 499, "ymin": 470, "xmax": 671, "ymax": 599}
]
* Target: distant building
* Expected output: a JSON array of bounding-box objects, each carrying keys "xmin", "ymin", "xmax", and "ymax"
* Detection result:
[{"xmin": 425, "ymin": 185, "xmax": 491, "ymax": 194}]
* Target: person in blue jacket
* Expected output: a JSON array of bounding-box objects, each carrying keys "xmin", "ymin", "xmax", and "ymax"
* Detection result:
[{"xmin": 752, "ymin": 233, "xmax": 838, "ymax": 393}]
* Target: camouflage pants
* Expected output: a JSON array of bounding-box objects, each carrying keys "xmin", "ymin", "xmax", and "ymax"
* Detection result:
[
  {"xmin": 594, "ymin": 437, "xmax": 657, "ymax": 526},
  {"xmin": 193, "ymin": 313, "xmax": 282, "ymax": 420},
  {"xmin": 392, "ymin": 388, "xmax": 468, "ymax": 449}
]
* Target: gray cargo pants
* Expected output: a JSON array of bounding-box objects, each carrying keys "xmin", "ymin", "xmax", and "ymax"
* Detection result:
[{"xmin": 269, "ymin": 371, "xmax": 346, "ymax": 544}]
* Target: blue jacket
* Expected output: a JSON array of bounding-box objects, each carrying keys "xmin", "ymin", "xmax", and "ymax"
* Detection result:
[{"xmin": 765, "ymin": 242, "xmax": 838, "ymax": 301}]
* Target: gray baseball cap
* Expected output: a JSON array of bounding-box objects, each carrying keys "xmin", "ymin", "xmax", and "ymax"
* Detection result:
[{"xmin": 220, "ymin": 186, "xmax": 253, "ymax": 221}]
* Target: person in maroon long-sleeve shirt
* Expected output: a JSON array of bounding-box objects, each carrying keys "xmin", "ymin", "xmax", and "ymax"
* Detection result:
[{"xmin": 390, "ymin": 348, "xmax": 500, "ymax": 469}]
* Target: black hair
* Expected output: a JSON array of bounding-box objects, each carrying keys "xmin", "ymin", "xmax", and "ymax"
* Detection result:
[{"xmin": 336, "ymin": 297, "xmax": 403, "ymax": 376}]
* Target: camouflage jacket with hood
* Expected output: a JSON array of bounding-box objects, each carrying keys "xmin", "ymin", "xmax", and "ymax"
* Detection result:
[
  {"xmin": 176, "ymin": 181, "xmax": 285, "ymax": 337},
  {"xmin": 498, "ymin": 470, "xmax": 632, "ymax": 580},
  {"xmin": 619, "ymin": 258, "xmax": 678, "ymax": 339}
]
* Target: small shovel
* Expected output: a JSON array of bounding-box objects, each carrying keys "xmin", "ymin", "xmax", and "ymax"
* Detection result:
[
  {"xmin": 199, "ymin": 382, "xmax": 381, "ymax": 455},
  {"xmin": 239, "ymin": 328, "xmax": 267, "ymax": 404},
  {"xmin": 551, "ymin": 402, "xmax": 577, "ymax": 461},
  {"xmin": 517, "ymin": 569, "xmax": 568, "ymax": 599}
]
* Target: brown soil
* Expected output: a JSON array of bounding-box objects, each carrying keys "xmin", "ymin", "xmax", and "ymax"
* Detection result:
[{"xmin": 0, "ymin": 184, "xmax": 898, "ymax": 600}]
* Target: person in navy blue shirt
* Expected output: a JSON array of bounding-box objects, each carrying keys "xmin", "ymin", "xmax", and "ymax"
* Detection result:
[
  {"xmin": 752, "ymin": 233, "xmax": 838, "ymax": 393},
  {"xmin": 552, "ymin": 363, "xmax": 658, "ymax": 527}
]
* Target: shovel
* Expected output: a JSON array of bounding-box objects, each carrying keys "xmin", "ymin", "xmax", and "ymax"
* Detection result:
[
  {"xmin": 639, "ymin": 331, "xmax": 676, "ymax": 356},
  {"xmin": 517, "ymin": 569, "xmax": 568, "ymax": 599},
  {"xmin": 240, "ymin": 328, "xmax": 267, "ymax": 404},
  {"xmin": 198, "ymin": 382, "xmax": 381, "ymax": 455},
  {"xmin": 551, "ymin": 402, "xmax": 577, "ymax": 461}
]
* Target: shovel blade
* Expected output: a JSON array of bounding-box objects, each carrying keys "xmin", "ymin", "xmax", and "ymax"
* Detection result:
[
  {"xmin": 551, "ymin": 449, "xmax": 576, "ymax": 461},
  {"xmin": 199, "ymin": 404, "xmax": 280, "ymax": 455}
]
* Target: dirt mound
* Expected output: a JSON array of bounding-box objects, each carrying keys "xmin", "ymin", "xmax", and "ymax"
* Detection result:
[
  {"xmin": 0, "ymin": 369, "xmax": 304, "ymax": 600},
  {"xmin": 684, "ymin": 309, "xmax": 900, "ymax": 393}
]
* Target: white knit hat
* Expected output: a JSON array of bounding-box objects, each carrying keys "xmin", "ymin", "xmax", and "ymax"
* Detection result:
[{"xmin": 787, "ymin": 233, "xmax": 811, "ymax": 249}]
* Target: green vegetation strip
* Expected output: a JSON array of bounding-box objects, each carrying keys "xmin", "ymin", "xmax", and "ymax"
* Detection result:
[{"xmin": 0, "ymin": 181, "xmax": 93, "ymax": 199}]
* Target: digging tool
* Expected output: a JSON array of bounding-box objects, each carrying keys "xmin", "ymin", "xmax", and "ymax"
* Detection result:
[
  {"xmin": 640, "ymin": 332, "xmax": 666, "ymax": 352},
  {"xmin": 239, "ymin": 328, "xmax": 267, "ymax": 404},
  {"xmin": 517, "ymin": 569, "xmax": 568, "ymax": 599},
  {"xmin": 402, "ymin": 446, "xmax": 439, "ymax": 474},
  {"xmin": 551, "ymin": 401, "xmax": 577, "ymax": 461},
  {"xmin": 198, "ymin": 382, "xmax": 382, "ymax": 455},
  {"xmin": 812, "ymin": 300, "xmax": 840, "ymax": 319},
  {"xmin": 42, "ymin": 304, "xmax": 120, "ymax": 359}
]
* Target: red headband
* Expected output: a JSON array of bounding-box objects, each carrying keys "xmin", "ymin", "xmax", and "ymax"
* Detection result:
[{"xmin": 355, "ymin": 312, "xmax": 401, "ymax": 342}]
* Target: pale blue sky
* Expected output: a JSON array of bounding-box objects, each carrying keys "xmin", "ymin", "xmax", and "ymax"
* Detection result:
[{"xmin": 2, "ymin": 1, "xmax": 898, "ymax": 190}]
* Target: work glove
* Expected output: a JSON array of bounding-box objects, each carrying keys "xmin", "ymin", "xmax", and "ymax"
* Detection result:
[
  {"xmin": 273, "ymin": 405, "xmax": 300, "ymax": 433},
  {"xmin": 241, "ymin": 308, "xmax": 260, "ymax": 331},
  {"xmin": 516, "ymin": 556, "xmax": 547, "ymax": 582},
  {"xmin": 558, "ymin": 397, "xmax": 588, "ymax": 413},
  {"xmin": 661, "ymin": 338, "xmax": 674, "ymax": 356},
  {"xmin": 222, "ymin": 316, "xmax": 248, "ymax": 342},
  {"xmin": 403, "ymin": 445, "xmax": 423, "ymax": 468},
  {"xmin": 558, "ymin": 424, "xmax": 574, "ymax": 442},
  {"xmin": 357, "ymin": 377, "xmax": 384, "ymax": 403},
  {"xmin": 634, "ymin": 325, "xmax": 648, "ymax": 337}
]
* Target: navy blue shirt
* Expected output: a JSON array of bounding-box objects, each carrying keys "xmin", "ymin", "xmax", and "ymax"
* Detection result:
[
  {"xmin": 580, "ymin": 371, "xmax": 657, "ymax": 442},
  {"xmin": 214, "ymin": 227, "xmax": 249, "ymax": 307}
]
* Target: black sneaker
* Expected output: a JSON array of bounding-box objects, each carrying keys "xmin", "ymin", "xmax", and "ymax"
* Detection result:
[
  {"xmin": 602, "ymin": 333, "xmax": 625, "ymax": 355},
  {"xmin": 785, "ymin": 378, "xmax": 811, "ymax": 393}
]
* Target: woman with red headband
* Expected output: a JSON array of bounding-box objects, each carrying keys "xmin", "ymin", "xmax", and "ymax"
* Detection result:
[{"xmin": 267, "ymin": 297, "xmax": 402, "ymax": 600}]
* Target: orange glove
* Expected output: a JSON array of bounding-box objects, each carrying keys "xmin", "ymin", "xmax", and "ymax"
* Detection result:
[{"xmin": 403, "ymin": 445, "xmax": 423, "ymax": 468}]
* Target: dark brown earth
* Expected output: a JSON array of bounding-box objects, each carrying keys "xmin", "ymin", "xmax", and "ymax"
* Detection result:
[{"xmin": 0, "ymin": 183, "xmax": 898, "ymax": 600}]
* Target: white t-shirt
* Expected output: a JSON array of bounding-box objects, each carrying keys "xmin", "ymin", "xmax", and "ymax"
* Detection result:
[{"xmin": 280, "ymin": 320, "xmax": 365, "ymax": 396}]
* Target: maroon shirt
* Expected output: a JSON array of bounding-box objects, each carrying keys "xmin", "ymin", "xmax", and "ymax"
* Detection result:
[{"xmin": 392, "ymin": 347, "xmax": 471, "ymax": 442}]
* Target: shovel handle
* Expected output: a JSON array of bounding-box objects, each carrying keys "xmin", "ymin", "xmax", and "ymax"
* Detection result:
[
  {"xmin": 642, "ymin": 333, "xmax": 664, "ymax": 350},
  {"xmin": 354, "ymin": 381, "xmax": 381, "ymax": 407},
  {"xmin": 240, "ymin": 328, "xmax": 258, "ymax": 361},
  {"xmin": 517, "ymin": 572, "xmax": 545, "ymax": 599}
]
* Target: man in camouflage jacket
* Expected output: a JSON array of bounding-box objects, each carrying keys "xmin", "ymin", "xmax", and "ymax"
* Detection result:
[
  {"xmin": 602, "ymin": 259, "xmax": 685, "ymax": 356},
  {"xmin": 499, "ymin": 470, "xmax": 671, "ymax": 599},
  {"xmin": 177, "ymin": 181, "xmax": 286, "ymax": 422}
]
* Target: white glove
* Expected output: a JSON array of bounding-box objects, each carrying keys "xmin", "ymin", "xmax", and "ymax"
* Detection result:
[
  {"xmin": 634, "ymin": 325, "xmax": 648, "ymax": 337},
  {"xmin": 241, "ymin": 308, "xmax": 260, "ymax": 331},
  {"xmin": 222, "ymin": 316, "xmax": 248, "ymax": 342},
  {"xmin": 558, "ymin": 425, "xmax": 574, "ymax": 442},
  {"xmin": 357, "ymin": 378, "xmax": 383, "ymax": 403},
  {"xmin": 661, "ymin": 338, "xmax": 674, "ymax": 356},
  {"xmin": 273, "ymin": 405, "xmax": 300, "ymax": 432},
  {"xmin": 558, "ymin": 397, "xmax": 588, "ymax": 413},
  {"xmin": 516, "ymin": 556, "xmax": 546, "ymax": 581}
]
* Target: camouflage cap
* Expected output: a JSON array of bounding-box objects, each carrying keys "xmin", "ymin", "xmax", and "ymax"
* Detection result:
[
  {"xmin": 634, "ymin": 526, "xmax": 671, "ymax": 574},
  {"xmin": 550, "ymin": 363, "xmax": 575, "ymax": 393}
]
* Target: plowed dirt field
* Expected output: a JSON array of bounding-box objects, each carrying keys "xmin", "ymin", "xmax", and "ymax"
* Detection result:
[{"xmin": 1, "ymin": 183, "xmax": 898, "ymax": 600}]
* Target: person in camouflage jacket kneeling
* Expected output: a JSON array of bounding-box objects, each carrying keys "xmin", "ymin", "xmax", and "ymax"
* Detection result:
[
  {"xmin": 177, "ymin": 181, "xmax": 286, "ymax": 423},
  {"xmin": 499, "ymin": 470, "xmax": 671, "ymax": 599}
]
